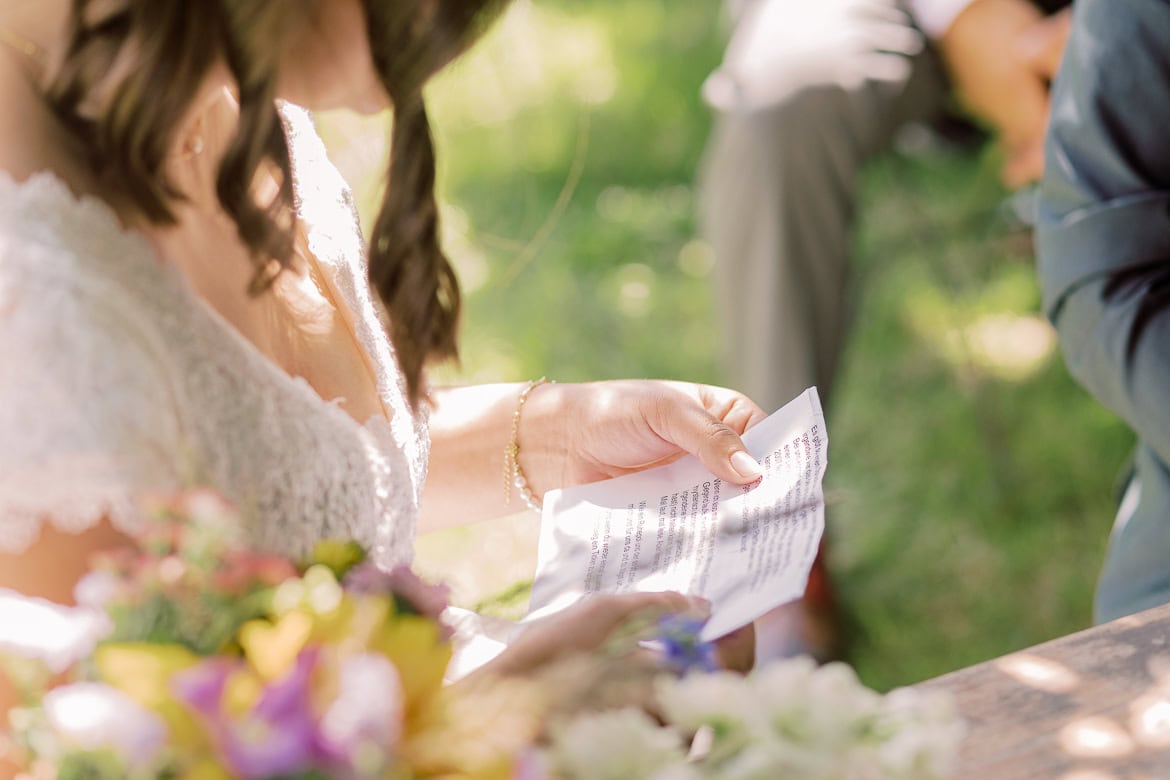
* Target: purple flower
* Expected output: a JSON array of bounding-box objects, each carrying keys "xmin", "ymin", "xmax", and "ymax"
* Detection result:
[
  {"xmin": 174, "ymin": 650, "xmax": 323, "ymax": 779},
  {"xmin": 343, "ymin": 564, "xmax": 452, "ymax": 637},
  {"xmin": 318, "ymin": 653, "xmax": 403, "ymax": 778},
  {"xmin": 657, "ymin": 614, "xmax": 720, "ymax": 674}
]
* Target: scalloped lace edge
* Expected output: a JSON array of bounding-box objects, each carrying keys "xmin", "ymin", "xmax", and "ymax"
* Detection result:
[{"xmin": 0, "ymin": 491, "xmax": 148, "ymax": 555}]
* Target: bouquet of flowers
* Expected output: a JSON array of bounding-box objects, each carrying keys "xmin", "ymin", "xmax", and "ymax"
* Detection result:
[
  {"xmin": 0, "ymin": 490, "xmax": 540, "ymax": 779},
  {"xmin": 539, "ymin": 655, "xmax": 964, "ymax": 780},
  {"xmin": 0, "ymin": 490, "xmax": 964, "ymax": 779}
]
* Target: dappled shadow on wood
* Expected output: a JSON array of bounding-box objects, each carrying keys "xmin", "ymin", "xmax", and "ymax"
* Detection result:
[{"xmin": 916, "ymin": 603, "xmax": 1170, "ymax": 779}]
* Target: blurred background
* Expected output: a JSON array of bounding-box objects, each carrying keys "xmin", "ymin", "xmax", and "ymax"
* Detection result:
[{"xmin": 317, "ymin": 0, "xmax": 1133, "ymax": 692}]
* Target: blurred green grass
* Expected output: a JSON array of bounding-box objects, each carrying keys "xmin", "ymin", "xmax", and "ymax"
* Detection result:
[{"xmin": 325, "ymin": 0, "xmax": 1134, "ymax": 690}]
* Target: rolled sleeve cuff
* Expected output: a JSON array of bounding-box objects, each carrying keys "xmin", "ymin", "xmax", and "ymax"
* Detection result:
[{"xmin": 1036, "ymin": 193, "xmax": 1170, "ymax": 318}]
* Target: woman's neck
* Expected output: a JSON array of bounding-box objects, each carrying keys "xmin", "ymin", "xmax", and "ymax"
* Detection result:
[
  {"xmin": 0, "ymin": 0, "xmax": 235, "ymax": 222},
  {"xmin": 0, "ymin": 0, "xmax": 67, "ymax": 68}
]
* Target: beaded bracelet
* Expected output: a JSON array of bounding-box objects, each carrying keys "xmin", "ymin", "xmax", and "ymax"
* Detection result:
[{"xmin": 504, "ymin": 376, "xmax": 552, "ymax": 512}]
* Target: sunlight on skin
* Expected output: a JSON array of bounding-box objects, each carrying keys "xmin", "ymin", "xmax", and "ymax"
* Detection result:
[
  {"xmin": 1059, "ymin": 717, "xmax": 1135, "ymax": 759},
  {"xmin": 996, "ymin": 653, "xmax": 1080, "ymax": 694},
  {"xmin": 1058, "ymin": 770, "xmax": 1120, "ymax": 780}
]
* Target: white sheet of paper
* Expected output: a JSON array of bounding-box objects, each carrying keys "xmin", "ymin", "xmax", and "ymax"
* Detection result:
[{"xmin": 525, "ymin": 387, "xmax": 828, "ymax": 641}]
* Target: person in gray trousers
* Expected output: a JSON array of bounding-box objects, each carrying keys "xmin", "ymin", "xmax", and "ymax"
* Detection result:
[{"xmin": 699, "ymin": 0, "xmax": 1072, "ymax": 660}]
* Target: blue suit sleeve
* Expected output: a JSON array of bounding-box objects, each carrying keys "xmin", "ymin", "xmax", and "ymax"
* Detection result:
[{"xmin": 1035, "ymin": 0, "xmax": 1170, "ymax": 466}]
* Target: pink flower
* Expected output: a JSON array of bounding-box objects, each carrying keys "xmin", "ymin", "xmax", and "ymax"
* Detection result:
[{"xmin": 212, "ymin": 551, "xmax": 299, "ymax": 595}]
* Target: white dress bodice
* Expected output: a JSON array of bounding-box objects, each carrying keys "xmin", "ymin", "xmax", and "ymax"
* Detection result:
[{"xmin": 0, "ymin": 105, "xmax": 428, "ymax": 569}]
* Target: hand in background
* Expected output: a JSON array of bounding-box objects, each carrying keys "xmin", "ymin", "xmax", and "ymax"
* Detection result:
[
  {"xmin": 529, "ymin": 380, "xmax": 769, "ymax": 494},
  {"xmin": 482, "ymin": 590, "xmax": 708, "ymax": 676},
  {"xmin": 482, "ymin": 590, "xmax": 755, "ymax": 677},
  {"xmin": 939, "ymin": 0, "xmax": 1072, "ymax": 188}
]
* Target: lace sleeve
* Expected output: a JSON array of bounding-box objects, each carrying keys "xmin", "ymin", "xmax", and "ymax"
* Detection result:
[{"xmin": 0, "ymin": 261, "xmax": 187, "ymax": 554}]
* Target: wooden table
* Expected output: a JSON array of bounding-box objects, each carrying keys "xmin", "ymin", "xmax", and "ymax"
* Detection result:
[{"xmin": 917, "ymin": 602, "xmax": 1170, "ymax": 779}]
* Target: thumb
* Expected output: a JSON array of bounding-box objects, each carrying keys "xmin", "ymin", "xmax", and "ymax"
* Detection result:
[{"xmin": 652, "ymin": 402, "xmax": 764, "ymax": 485}]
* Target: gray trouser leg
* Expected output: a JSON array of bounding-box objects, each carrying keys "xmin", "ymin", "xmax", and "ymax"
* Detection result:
[{"xmin": 698, "ymin": 0, "xmax": 949, "ymax": 413}]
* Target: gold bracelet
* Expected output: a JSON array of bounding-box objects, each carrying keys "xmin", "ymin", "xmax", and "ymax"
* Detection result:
[{"xmin": 504, "ymin": 376, "xmax": 551, "ymax": 512}]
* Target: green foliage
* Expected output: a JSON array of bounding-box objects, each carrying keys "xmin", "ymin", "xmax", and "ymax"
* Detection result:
[
  {"xmin": 56, "ymin": 750, "xmax": 132, "ymax": 780},
  {"xmin": 106, "ymin": 588, "xmax": 273, "ymax": 656},
  {"xmin": 404, "ymin": 0, "xmax": 1134, "ymax": 689},
  {"xmin": 309, "ymin": 539, "xmax": 368, "ymax": 580}
]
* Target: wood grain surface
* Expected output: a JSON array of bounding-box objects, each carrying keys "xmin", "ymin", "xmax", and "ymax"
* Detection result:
[{"xmin": 917, "ymin": 603, "xmax": 1170, "ymax": 779}]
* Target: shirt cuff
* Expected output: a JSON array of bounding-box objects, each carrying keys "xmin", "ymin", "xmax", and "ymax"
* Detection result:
[{"xmin": 907, "ymin": 0, "xmax": 978, "ymax": 38}]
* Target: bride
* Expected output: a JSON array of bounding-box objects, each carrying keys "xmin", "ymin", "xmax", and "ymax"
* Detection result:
[{"xmin": 0, "ymin": 0, "xmax": 767, "ymax": 746}]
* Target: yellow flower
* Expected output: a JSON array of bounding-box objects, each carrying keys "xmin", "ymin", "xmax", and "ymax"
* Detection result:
[
  {"xmin": 179, "ymin": 757, "xmax": 233, "ymax": 780},
  {"xmin": 238, "ymin": 610, "xmax": 313, "ymax": 682},
  {"xmin": 95, "ymin": 643, "xmax": 204, "ymax": 750},
  {"xmin": 370, "ymin": 615, "xmax": 452, "ymax": 715},
  {"xmin": 310, "ymin": 539, "xmax": 366, "ymax": 578}
]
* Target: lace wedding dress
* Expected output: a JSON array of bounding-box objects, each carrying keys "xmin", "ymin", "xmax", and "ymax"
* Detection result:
[{"xmin": 0, "ymin": 105, "xmax": 428, "ymax": 570}]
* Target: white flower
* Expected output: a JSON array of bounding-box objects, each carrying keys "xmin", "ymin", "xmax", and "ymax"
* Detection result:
[
  {"xmin": 72, "ymin": 570, "xmax": 122, "ymax": 612},
  {"xmin": 876, "ymin": 688, "xmax": 965, "ymax": 779},
  {"xmin": 658, "ymin": 671, "xmax": 759, "ymax": 732},
  {"xmin": 747, "ymin": 659, "xmax": 882, "ymax": 752},
  {"xmin": 648, "ymin": 764, "xmax": 705, "ymax": 780},
  {"xmin": 178, "ymin": 487, "xmax": 238, "ymax": 528},
  {"xmin": 320, "ymin": 653, "xmax": 404, "ymax": 767},
  {"xmin": 43, "ymin": 682, "xmax": 165, "ymax": 770},
  {"xmin": 657, "ymin": 671, "xmax": 762, "ymax": 765},
  {"xmin": 803, "ymin": 662, "xmax": 882, "ymax": 744},
  {"xmin": 649, "ymin": 656, "xmax": 962, "ymax": 780},
  {"xmin": 552, "ymin": 708, "xmax": 689, "ymax": 780},
  {"xmin": 749, "ymin": 655, "xmax": 818, "ymax": 712},
  {"xmin": 0, "ymin": 590, "xmax": 111, "ymax": 674}
]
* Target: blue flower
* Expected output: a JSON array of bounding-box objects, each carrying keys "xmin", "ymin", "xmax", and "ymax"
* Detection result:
[{"xmin": 657, "ymin": 614, "xmax": 719, "ymax": 674}]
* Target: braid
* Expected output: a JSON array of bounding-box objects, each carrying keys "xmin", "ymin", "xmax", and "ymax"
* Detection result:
[
  {"xmin": 369, "ymin": 96, "xmax": 461, "ymax": 407},
  {"xmin": 362, "ymin": 0, "xmax": 511, "ymax": 408},
  {"xmin": 216, "ymin": 3, "xmax": 302, "ymax": 292}
]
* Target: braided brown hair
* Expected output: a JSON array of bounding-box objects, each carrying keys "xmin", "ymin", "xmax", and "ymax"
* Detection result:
[
  {"xmin": 47, "ymin": 0, "xmax": 304, "ymax": 292},
  {"xmin": 49, "ymin": 0, "xmax": 510, "ymax": 408},
  {"xmin": 362, "ymin": 0, "xmax": 510, "ymax": 406}
]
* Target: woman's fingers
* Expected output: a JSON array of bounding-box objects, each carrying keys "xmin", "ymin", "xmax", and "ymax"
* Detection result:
[
  {"xmin": 649, "ymin": 391, "xmax": 764, "ymax": 486},
  {"xmin": 596, "ymin": 590, "xmax": 709, "ymax": 625}
]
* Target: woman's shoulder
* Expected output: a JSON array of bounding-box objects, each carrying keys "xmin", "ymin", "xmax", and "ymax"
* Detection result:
[
  {"xmin": 0, "ymin": 173, "xmax": 188, "ymax": 554},
  {"xmin": 0, "ymin": 168, "xmax": 159, "ymax": 277},
  {"xmin": 0, "ymin": 167, "xmax": 188, "ymax": 428}
]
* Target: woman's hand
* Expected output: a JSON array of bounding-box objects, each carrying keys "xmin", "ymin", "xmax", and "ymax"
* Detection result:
[
  {"xmin": 480, "ymin": 590, "xmax": 755, "ymax": 674},
  {"xmin": 522, "ymin": 380, "xmax": 769, "ymax": 497},
  {"xmin": 421, "ymin": 380, "xmax": 768, "ymax": 530},
  {"xmin": 483, "ymin": 591, "xmax": 708, "ymax": 676}
]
